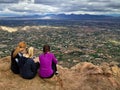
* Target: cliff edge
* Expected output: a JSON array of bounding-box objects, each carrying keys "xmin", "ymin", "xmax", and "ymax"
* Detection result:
[{"xmin": 0, "ymin": 56, "xmax": 120, "ymax": 90}]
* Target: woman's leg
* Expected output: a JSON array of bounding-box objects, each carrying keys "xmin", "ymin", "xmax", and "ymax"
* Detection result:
[
  {"xmin": 35, "ymin": 62, "xmax": 40, "ymax": 70},
  {"xmin": 52, "ymin": 62, "xmax": 58, "ymax": 74}
]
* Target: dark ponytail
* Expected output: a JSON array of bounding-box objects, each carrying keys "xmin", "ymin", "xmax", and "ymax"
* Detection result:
[{"xmin": 43, "ymin": 45, "xmax": 50, "ymax": 54}]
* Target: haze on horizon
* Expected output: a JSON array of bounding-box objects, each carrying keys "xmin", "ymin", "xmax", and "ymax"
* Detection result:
[{"xmin": 0, "ymin": 0, "xmax": 120, "ymax": 17}]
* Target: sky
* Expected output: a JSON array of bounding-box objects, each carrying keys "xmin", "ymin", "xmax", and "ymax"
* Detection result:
[{"xmin": 0, "ymin": 0, "xmax": 120, "ymax": 17}]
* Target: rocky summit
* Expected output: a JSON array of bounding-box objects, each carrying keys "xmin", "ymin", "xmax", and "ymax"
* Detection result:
[{"xmin": 0, "ymin": 56, "xmax": 120, "ymax": 90}]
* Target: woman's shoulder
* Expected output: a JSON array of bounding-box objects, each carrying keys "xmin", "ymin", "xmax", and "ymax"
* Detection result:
[
  {"xmin": 39, "ymin": 53, "xmax": 44, "ymax": 57},
  {"xmin": 18, "ymin": 52, "xmax": 23, "ymax": 56},
  {"xmin": 26, "ymin": 58, "xmax": 34, "ymax": 63},
  {"xmin": 48, "ymin": 52, "xmax": 55, "ymax": 56},
  {"xmin": 39, "ymin": 52, "xmax": 54, "ymax": 56}
]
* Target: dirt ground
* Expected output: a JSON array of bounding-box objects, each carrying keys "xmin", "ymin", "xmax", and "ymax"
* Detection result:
[{"xmin": 0, "ymin": 56, "xmax": 120, "ymax": 90}]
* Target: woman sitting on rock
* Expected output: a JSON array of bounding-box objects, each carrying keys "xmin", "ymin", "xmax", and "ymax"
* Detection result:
[
  {"xmin": 11, "ymin": 41, "xmax": 27, "ymax": 74},
  {"xmin": 19, "ymin": 47, "xmax": 40, "ymax": 79},
  {"xmin": 38, "ymin": 45, "xmax": 58, "ymax": 78}
]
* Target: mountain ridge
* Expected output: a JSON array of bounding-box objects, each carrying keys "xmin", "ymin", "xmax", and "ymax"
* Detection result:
[{"xmin": 0, "ymin": 14, "xmax": 119, "ymax": 20}]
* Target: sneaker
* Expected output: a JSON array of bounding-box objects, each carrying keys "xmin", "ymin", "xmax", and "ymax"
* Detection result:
[{"xmin": 55, "ymin": 71, "xmax": 59, "ymax": 75}]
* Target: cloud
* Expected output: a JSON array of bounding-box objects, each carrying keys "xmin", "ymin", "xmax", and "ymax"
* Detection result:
[
  {"xmin": 0, "ymin": 0, "xmax": 120, "ymax": 16},
  {"xmin": 34, "ymin": 0, "xmax": 120, "ymax": 15},
  {"xmin": 0, "ymin": 0, "xmax": 18, "ymax": 3},
  {"xmin": 0, "ymin": 2, "xmax": 59, "ymax": 16},
  {"xmin": 40, "ymin": 16, "xmax": 52, "ymax": 19}
]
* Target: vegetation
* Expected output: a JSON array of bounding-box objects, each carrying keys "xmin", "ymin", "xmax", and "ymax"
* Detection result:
[{"xmin": 0, "ymin": 19, "xmax": 120, "ymax": 67}]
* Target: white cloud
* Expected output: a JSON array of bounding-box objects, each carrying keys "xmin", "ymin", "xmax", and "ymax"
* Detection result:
[
  {"xmin": 40, "ymin": 16, "xmax": 52, "ymax": 19},
  {"xmin": 0, "ymin": 2, "xmax": 59, "ymax": 16},
  {"xmin": 0, "ymin": 0, "xmax": 120, "ymax": 16},
  {"xmin": 19, "ymin": 0, "xmax": 35, "ymax": 4}
]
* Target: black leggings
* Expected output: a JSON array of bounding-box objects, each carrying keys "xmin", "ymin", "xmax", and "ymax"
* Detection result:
[
  {"xmin": 52, "ymin": 62, "xmax": 57, "ymax": 73},
  {"xmin": 35, "ymin": 62, "xmax": 40, "ymax": 70}
]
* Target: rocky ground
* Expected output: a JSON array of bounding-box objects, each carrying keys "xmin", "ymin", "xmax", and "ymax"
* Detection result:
[{"xmin": 0, "ymin": 56, "xmax": 120, "ymax": 90}]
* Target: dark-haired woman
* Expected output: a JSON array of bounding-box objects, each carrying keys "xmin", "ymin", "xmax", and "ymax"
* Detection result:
[{"xmin": 38, "ymin": 45, "xmax": 58, "ymax": 78}]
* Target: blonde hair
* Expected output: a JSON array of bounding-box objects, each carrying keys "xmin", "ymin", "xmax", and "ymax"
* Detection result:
[
  {"xmin": 28, "ymin": 47, "xmax": 34, "ymax": 58},
  {"xmin": 13, "ymin": 41, "xmax": 27, "ymax": 58}
]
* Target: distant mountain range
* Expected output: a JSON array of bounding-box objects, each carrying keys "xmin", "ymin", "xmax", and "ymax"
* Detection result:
[{"xmin": 0, "ymin": 14, "xmax": 119, "ymax": 20}]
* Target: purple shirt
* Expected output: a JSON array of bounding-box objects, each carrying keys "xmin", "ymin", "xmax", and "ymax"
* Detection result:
[{"xmin": 38, "ymin": 52, "xmax": 57, "ymax": 78}]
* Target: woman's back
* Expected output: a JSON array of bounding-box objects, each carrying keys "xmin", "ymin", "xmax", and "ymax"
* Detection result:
[
  {"xmin": 39, "ymin": 52, "xmax": 57, "ymax": 78},
  {"xmin": 19, "ymin": 47, "xmax": 39, "ymax": 79},
  {"xmin": 20, "ymin": 58, "xmax": 37, "ymax": 79},
  {"xmin": 11, "ymin": 50, "xmax": 22, "ymax": 74}
]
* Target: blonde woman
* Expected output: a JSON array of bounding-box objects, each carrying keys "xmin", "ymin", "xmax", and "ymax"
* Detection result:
[
  {"xmin": 19, "ymin": 46, "xmax": 40, "ymax": 79},
  {"xmin": 27, "ymin": 47, "xmax": 34, "ymax": 58},
  {"xmin": 11, "ymin": 41, "xmax": 27, "ymax": 74},
  {"xmin": 23, "ymin": 47, "xmax": 39, "ymax": 63}
]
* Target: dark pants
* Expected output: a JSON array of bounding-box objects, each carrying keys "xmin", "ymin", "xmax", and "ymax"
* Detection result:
[
  {"xmin": 52, "ymin": 62, "xmax": 57, "ymax": 73},
  {"xmin": 35, "ymin": 62, "xmax": 40, "ymax": 70}
]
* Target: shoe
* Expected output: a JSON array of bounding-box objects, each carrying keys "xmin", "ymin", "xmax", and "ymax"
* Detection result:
[{"xmin": 55, "ymin": 71, "xmax": 59, "ymax": 75}]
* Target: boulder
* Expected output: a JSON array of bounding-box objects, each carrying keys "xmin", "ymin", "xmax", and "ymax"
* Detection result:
[{"xmin": 0, "ymin": 56, "xmax": 120, "ymax": 90}]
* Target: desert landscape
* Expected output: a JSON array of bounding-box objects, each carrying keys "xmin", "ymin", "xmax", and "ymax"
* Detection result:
[
  {"xmin": 0, "ymin": 19, "xmax": 120, "ymax": 68},
  {"xmin": 0, "ymin": 19, "xmax": 120, "ymax": 90}
]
